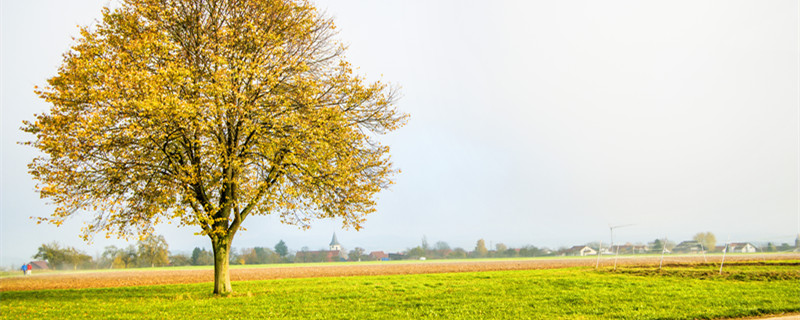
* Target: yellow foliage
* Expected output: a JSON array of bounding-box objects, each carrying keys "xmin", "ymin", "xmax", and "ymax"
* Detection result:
[{"xmin": 23, "ymin": 0, "xmax": 406, "ymax": 243}]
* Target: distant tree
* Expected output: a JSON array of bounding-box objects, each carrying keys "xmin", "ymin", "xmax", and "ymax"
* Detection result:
[
  {"xmin": 433, "ymin": 241, "xmax": 451, "ymax": 258},
  {"xmin": 555, "ymin": 247, "xmax": 570, "ymax": 256},
  {"xmin": 169, "ymin": 253, "xmax": 192, "ymax": 266},
  {"xmin": 254, "ymin": 247, "xmax": 280, "ymax": 264},
  {"xmin": 475, "ymin": 239, "xmax": 488, "ymax": 258},
  {"xmin": 101, "ymin": 245, "xmax": 122, "ymax": 269},
  {"xmin": 692, "ymin": 232, "xmax": 716, "ymax": 251},
  {"xmin": 274, "ymin": 240, "xmax": 289, "ymax": 258},
  {"xmin": 191, "ymin": 247, "xmax": 203, "ymax": 265},
  {"xmin": 137, "ymin": 235, "xmax": 169, "ymax": 267},
  {"xmin": 33, "ymin": 242, "xmax": 92, "ymax": 270},
  {"xmin": 766, "ymin": 242, "xmax": 777, "ymax": 252},
  {"xmin": 518, "ymin": 245, "xmax": 544, "ymax": 257},
  {"xmin": 348, "ymin": 247, "xmax": 366, "ymax": 261},
  {"xmin": 495, "ymin": 243, "xmax": 508, "ymax": 254},
  {"xmin": 650, "ymin": 239, "xmax": 664, "ymax": 253},
  {"xmin": 118, "ymin": 245, "xmax": 138, "ymax": 268},
  {"xmin": 501, "ymin": 248, "xmax": 518, "ymax": 258},
  {"xmin": 234, "ymin": 247, "xmax": 276, "ymax": 265},
  {"xmin": 777, "ymin": 243, "xmax": 792, "ymax": 251},
  {"xmin": 229, "ymin": 248, "xmax": 244, "ymax": 265},
  {"xmin": 448, "ymin": 248, "xmax": 467, "ymax": 259},
  {"xmin": 406, "ymin": 246, "xmax": 426, "ymax": 259},
  {"xmin": 191, "ymin": 247, "xmax": 213, "ymax": 266},
  {"xmin": 421, "ymin": 236, "xmax": 430, "ymax": 252},
  {"xmin": 64, "ymin": 247, "xmax": 93, "ymax": 270},
  {"xmin": 33, "ymin": 242, "xmax": 66, "ymax": 269}
]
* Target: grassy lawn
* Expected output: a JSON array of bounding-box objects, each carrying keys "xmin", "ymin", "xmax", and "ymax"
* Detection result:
[{"xmin": 1, "ymin": 261, "xmax": 798, "ymax": 319}]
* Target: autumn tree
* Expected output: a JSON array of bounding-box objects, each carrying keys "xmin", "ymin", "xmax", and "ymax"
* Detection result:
[
  {"xmin": 137, "ymin": 234, "xmax": 170, "ymax": 267},
  {"xmin": 24, "ymin": 0, "xmax": 405, "ymax": 295},
  {"xmin": 692, "ymin": 232, "xmax": 716, "ymax": 252},
  {"xmin": 474, "ymin": 239, "xmax": 488, "ymax": 258}
]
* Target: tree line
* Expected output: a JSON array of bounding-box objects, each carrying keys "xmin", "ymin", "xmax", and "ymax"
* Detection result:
[
  {"xmin": 400, "ymin": 237, "xmax": 555, "ymax": 260},
  {"xmin": 33, "ymin": 235, "xmax": 169, "ymax": 270},
  {"xmin": 31, "ymin": 232, "xmax": 797, "ymax": 270}
]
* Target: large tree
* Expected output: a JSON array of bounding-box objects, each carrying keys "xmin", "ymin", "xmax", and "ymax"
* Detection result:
[{"xmin": 24, "ymin": 0, "xmax": 405, "ymax": 295}]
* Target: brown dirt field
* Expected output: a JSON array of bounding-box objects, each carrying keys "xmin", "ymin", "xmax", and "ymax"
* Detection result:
[{"xmin": 2, "ymin": 253, "xmax": 797, "ymax": 292}]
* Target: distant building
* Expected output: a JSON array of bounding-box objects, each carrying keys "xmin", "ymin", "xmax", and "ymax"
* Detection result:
[
  {"xmin": 388, "ymin": 252, "xmax": 406, "ymax": 260},
  {"xmin": 294, "ymin": 233, "xmax": 345, "ymax": 262},
  {"xmin": 566, "ymin": 245, "xmax": 597, "ymax": 256},
  {"xmin": 330, "ymin": 233, "xmax": 342, "ymax": 251},
  {"xmin": 672, "ymin": 241, "xmax": 704, "ymax": 254},
  {"xmin": 369, "ymin": 251, "xmax": 389, "ymax": 261},
  {"xmin": 727, "ymin": 242, "xmax": 757, "ymax": 253},
  {"xmin": 29, "ymin": 260, "xmax": 50, "ymax": 270}
]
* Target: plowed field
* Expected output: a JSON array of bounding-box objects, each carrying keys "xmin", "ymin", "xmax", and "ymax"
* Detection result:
[{"xmin": 2, "ymin": 254, "xmax": 797, "ymax": 292}]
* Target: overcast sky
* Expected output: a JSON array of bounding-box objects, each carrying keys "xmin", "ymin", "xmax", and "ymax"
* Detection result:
[{"xmin": 1, "ymin": 1, "xmax": 798, "ymax": 267}]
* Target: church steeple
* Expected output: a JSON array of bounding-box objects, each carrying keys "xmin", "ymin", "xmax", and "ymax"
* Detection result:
[{"xmin": 329, "ymin": 233, "xmax": 342, "ymax": 251}]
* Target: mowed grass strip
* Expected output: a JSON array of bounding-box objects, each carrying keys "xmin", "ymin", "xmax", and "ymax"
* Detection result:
[{"xmin": 1, "ymin": 262, "xmax": 798, "ymax": 319}]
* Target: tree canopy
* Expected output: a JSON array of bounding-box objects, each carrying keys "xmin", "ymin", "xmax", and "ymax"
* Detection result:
[
  {"xmin": 692, "ymin": 232, "xmax": 716, "ymax": 251},
  {"xmin": 24, "ymin": 0, "xmax": 405, "ymax": 294},
  {"xmin": 138, "ymin": 234, "xmax": 170, "ymax": 267}
]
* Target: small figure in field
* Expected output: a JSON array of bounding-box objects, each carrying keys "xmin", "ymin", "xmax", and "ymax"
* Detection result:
[
  {"xmin": 21, "ymin": 264, "xmax": 27, "ymax": 276},
  {"xmin": 26, "ymin": 263, "xmax": 32, "ymax": 275}
]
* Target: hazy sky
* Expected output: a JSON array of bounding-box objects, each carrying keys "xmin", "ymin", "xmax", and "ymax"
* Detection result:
[{"xmin": 2, "ymin": 1, "xmax": 798, "ymax": 267}]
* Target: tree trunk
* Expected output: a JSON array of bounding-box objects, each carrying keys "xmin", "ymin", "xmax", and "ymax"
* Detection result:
[{"xmin": 211, "ymin": 237, "xmax": 232, "ymax": 295}]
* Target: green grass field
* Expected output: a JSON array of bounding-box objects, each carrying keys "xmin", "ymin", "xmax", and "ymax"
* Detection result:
[{"xmin": 2, "ymin": 261, "xmax": 798, "ymax": 319}]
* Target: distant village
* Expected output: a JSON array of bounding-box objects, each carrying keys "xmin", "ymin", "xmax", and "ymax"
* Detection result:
[
  {"xmin": 18, "ymin": 232, "xmax": 800, "ymax": 272},
  {"xmin": 294, "ymin": 233, "xmax": 800, "ymax": 262}
]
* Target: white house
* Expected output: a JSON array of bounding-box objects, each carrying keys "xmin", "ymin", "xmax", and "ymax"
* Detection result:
[
  {"xmin": 727, "ymin": 242, "xmax": 757, "ymax": 253},
  {"xmin": 567, "ymin": 245, "xmax": 597, "ymax": 256}
]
